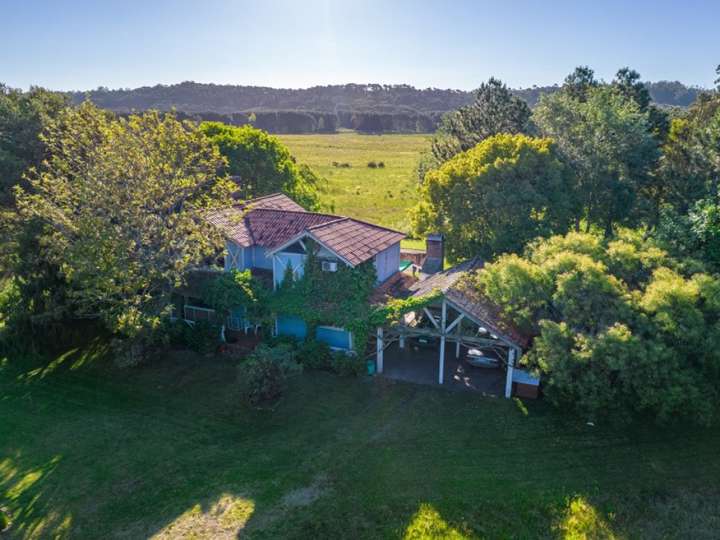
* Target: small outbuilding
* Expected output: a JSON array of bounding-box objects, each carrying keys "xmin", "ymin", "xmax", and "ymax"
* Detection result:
[{"xmin": 374, "ymin": 258, "xmax": 538, "ymax": 398}]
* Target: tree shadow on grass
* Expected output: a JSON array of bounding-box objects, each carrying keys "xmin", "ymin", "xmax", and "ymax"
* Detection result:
[{"xmin": 3, "ymin": 345, "xmax": 720, "ymax": 539}]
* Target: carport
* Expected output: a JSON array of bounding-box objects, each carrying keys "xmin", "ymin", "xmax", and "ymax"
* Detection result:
[{"xmin": 374, "ymin": 259, "xmax": 533, "ymax": 398}]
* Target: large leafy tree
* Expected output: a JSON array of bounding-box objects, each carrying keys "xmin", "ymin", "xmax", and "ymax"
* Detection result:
[
  {"xmin": 0, "ymin": 84, "xmax": 68, "ymax": 206},
  {"xmin": 533, "ymin": 85, "xmax": 658, "ymax": 234},
  {"xmin": 199, "ymin": 122, "xmax": 322, "ymax": 209},
  {"xmin": 12, "ymin": 103, "xmax": 233, "ymax": 343},
  {"xmin": 472, "ymin": 229, "xmax": 720, "ymax": 425},
  {"xmin": 411, "ymin": 133, "xmax": 575, "ymax": 260},
  {"xmin": 419, "ymin": 78, "xmax": 532, "ymax": 179}
]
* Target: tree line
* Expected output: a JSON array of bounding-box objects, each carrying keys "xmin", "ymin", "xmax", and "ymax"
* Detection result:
[{"xmin": 64, "ymin": 80, "xmax": 706, "ymax": 134}]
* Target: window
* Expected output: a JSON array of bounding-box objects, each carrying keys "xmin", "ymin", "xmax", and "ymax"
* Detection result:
[{"xmin": 321, "ymin": 261, "xmax": 338, "ymax": 272}]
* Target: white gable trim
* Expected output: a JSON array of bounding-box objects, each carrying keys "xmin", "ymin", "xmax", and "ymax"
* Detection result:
[{"xmin": 267, "ymin": 230, "xmax": 354, "ymax": 267}]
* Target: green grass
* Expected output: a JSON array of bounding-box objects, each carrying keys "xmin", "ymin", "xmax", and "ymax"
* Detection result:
[
  {"xmin": 279, "ymin": 132, "xmax": 429, "ymax": 233},
  {"xmin": 2, "ymin": 346, "xmax": 720, "ymax": 539}
]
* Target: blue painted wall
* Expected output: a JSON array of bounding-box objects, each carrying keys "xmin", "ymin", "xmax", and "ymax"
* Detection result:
[
  {"xmin": 276, "ymin": 315, "xmax": 308, "ymax": 340},
  {"xmin": 316, "ymin": 326, "xmax": 352, "ymax": 350}
]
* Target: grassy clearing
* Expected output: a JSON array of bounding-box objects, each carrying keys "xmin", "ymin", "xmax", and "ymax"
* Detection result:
[
  {"xmin": 279, "ymin": 132, "xmax": 429, "ymax": 233},
  {"xmin": 2, "ymin": 346, "xmax": 720, "ymax": 539}
]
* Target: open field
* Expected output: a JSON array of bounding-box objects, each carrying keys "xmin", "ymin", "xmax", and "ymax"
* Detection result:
[
  {"xmin": 279, "ymin": 132, "xmax": 429, "ymax": 234},
  {"xmin": 2, "ymin": 345, "xmax": 720, "ymax": 539}
]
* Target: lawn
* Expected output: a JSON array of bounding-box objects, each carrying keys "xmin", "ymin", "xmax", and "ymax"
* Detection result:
[
  {"xmin": 279, "ymin": 132, "xmax": 429, "ymax": 234},
  {"xmin": 2, "ymin": 346, "xmax": 720, "ymax": 539}
]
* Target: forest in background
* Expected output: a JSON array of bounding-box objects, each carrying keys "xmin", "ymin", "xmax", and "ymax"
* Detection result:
[{"xmin": 66, "ymin": 80, "xmax": 703, "ymax": 133}]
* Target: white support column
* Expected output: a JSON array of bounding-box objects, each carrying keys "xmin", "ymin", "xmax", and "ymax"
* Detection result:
[
  {"xmin": 376, "ymin": 327, "xmax": 384, "ymax": 373},
  {"xmin": 455, "ymin": 339, "xmax": 461, "ymax": 358},
  {"xmin": 399, "ymin": 326, "xmax": 405, "ymax": 349},
  {"xmin": 438, "ymin": 299, "xmax": 447, "ymax": 384},
  {"xmin": 505, "ymin": 347, "xmax": 516, "ymax": 398}
]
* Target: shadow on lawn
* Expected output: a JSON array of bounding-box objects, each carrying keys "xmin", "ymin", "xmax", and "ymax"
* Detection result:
[{"xmin": 2, "ymin": 344, "xmax": 720, "ymax": 539}]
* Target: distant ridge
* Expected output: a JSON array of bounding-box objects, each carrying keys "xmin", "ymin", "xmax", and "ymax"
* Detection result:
[{"xmin": 67, "ymin": 81, "xmax": 706, "ymax": 134}]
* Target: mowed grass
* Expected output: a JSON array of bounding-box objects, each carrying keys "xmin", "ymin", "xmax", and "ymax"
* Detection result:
[
  {"xmin": 2, "ymin": 346, "xmax": 720, "ymax": 539},
  {"xmin": 279, "ymin": 132, "xmax": 429, "ymax": 233}
]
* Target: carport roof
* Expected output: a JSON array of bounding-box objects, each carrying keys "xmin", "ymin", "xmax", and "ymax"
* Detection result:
[{"xmin": 405, "ymin": 257, "xmax": 533, "ymax": 349}]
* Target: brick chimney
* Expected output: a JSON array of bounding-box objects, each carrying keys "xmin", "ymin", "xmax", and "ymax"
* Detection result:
[{"xmin": 421, "ymin": 233, "xmax": 444, "ymax": 274}]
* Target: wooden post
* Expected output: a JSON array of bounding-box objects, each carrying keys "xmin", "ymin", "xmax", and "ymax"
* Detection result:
[
  {"xmin": 438, "ymin": 299, "xmax": 447, "ymax": 384},
  {"xmin": 505, "ymin": 348, "xmax": 516, "ymax": 398},
  {"xmin": 376, "ymin": 327, "xmax": 384, "ymax": 373}
]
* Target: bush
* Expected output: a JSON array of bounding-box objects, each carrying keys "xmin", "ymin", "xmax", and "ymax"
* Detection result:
[
  {"xmin": 367, "ymin": 161, "xmax": 377, "ymax": 168},
  {"xmin": 296, "ymin": 339, "xmax": 332, "ymax": 370},
  {"xmin": 236, "ymin": 344, "xmax": 302, "ymax": 405},
  {"xmin": 377, "ymin": 161, "xmax": 385, "ymax": 168},
  {"xmin": 331, "ymin": 351, "xmax": 365, "ymax": 377},
  {"xmin": 264, "ymin": 334, "xmax": 301, "ymax": 350},
  {"xmin": 164, "ymin": 319, "xmax": 221, "ymax": 355}
]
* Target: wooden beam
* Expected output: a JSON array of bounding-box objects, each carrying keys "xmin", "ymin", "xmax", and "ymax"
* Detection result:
[
  {"xmin": 438, "ymin": 299, "xmax": 447, "ymax": 384},
  {"xmin": 423, "ymin": 307, "xmax": 440, "ymax": 329},
  {"xmin": 505, "ymin": 348, "xmax": 516, "ymax": 398},
  {"xmin": 446, "ymin": 312, "xmax": 465, "ymax": 333}
]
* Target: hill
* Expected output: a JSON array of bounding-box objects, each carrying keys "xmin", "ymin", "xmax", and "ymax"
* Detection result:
[{"xmin": 67, "ymin": 81, "xmax": 706, "ymax": 133}]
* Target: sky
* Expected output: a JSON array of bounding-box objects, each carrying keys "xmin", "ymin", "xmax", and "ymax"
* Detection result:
[{"xmin": 2, "ymin": 0, "xmax": 718, "ymax": 91}]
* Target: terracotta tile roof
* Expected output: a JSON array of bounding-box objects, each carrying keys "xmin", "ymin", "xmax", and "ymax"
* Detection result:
[
  {"xmin": 239, "ymin": 192, "xmax": 306, "ymax": 212},
  {"xmin": 206, "ymin": 193, "xmax": 406, "ymax": 265},
  {"xmin": 308, "ymin": 218, "xmax": 406, "ymax": 266}
]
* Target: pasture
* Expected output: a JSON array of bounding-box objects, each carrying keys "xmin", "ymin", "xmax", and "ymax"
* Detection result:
[{"xmin": 279, "ymin": 132, "xmax": 429, "ymax": 233}]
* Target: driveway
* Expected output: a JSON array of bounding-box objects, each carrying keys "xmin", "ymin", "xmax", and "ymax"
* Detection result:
[{"xmin": 380, "ymin": 342, "xmax": 505, "ymax": 395}]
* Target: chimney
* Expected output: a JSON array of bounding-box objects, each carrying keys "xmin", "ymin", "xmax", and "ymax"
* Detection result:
[{"xmin": 421, "ymin": 233, "xmax": 444, "ymax": 274}]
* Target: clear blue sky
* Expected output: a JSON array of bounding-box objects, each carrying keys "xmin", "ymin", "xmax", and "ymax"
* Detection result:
[{"xmin": 2, "ymin": 0, "xmax": 718, "ymax": 91}]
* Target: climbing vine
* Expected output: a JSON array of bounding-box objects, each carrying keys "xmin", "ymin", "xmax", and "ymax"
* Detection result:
[
  {"xmin": 198, "ymin": 242, "xmax": 443, "ymax": 355},
  {"xmin": 269, "ymin": 242, "xmax": 377, "ymax": 349}
]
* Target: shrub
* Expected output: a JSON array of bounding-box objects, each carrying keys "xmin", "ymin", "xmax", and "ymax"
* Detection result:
[
  {"xmin": 377, "ymin": 161, "xmax": 385, "ymax": 168},
  {"xmin": 236, "ymin": 344, "xmax": 302, "ymax": 405},
  {"xmin": 164, "ymin": 319, "xmax": 221, "ymax": 355},
  {"xmin": 331, "ymin": 351, "xmax": 365, "ymax": 377},
  {"xmin": 367, "ymin": 161, "xmax": 377, "ymax": 168},
  {"xmin": 296, "ymin": 339, "xmax": 332, "ymax": 370},
  {"xmin": 264, "ymin": 334, "xmax": 301, "ymax": 350}
]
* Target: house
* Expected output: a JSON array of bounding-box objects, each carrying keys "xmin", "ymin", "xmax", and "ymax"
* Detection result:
[
  {"xmin": 179, "ymin": 193, "xmax": 406, "ymax": 351},
  {"xmin": 179, "ymin": 192, "xmax": 538, "ymax": 398}
]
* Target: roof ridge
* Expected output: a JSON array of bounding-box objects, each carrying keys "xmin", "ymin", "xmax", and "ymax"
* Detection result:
[
  {"xmin": 244, "ymin": 207, "xmax": 342, "ymax": 220},
  {"xmin": 307, "ymin": 217, "xmax": 350, "ymax": 230},
  {"xmin": 335, "ymin": 215, "xmax": 406, "ymax": 236}
]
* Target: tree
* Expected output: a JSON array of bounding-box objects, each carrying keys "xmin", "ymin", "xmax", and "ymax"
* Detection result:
[
  {"xmin": 533, "ymin": 86, "xmax": 658, "ymax": 234},
  {"xmin": 419, "ymin": 78, "xmax": 532, "ymax": 180},
  {"xmin": 12, "ymin": 103, "xmax": 233, "ymax": 346},
  {"xmin": 562, "ymin": 66, "xmax": 598, "ymax": 102},
  {"xmin": 472, "ymin": 229, "xmax": 720, "ymax": 425},
  {"xmin": 654, "ymin": 91, "xmax": 720, "ymax": 219},
  {"xmin": 0, "ymin": 84, "xmax": 68, "ymax": 206},
  {"xmin": 199, "ymin": 122, "xmax": 323, "ymax": 209},
  {"xmin": 411, "ymin": 133, "xmax": 575, "ymax": 260},
  {"xmin": 612, "ymin": 67, "xmax": 669, "ymax": 140}
]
